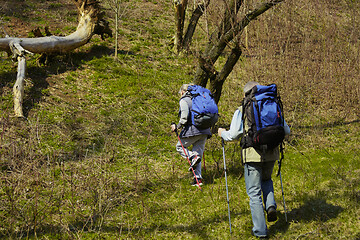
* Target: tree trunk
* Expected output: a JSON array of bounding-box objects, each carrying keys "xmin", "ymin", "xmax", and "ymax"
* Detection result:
[
  {"xmin": 210, "ymin": 44, "xmax": 242, "ymax": 103},
  {"xmin": 182, "ymin": 0, "xmax": 210, "ymax": 51},
  {"xmin": 174, "ymin": 0, "xmax": 211, "ymax": 53},
  {"xmin": 115, "ymin": 0, "xmax": 119, "ymax": 59},
  {"xmin": 0, "ymin": 0, "xmax": 111, "ymax": 117},
  {"xmin": 193, "ymin": 0, "xmax": 284, "ymax": 102},
  {"xmin": 193, "ymin": 0, "xmax": 243, "ymax": 87},
  {"xmin": 174, "ymin": 0, "xmax": 188, "ymax": 53},
  {"xmin": 13, "ymin": 55, "xmax": 26, "ymax": 117},
  {"xmin": 0, "ymin": 3, "xmax": 97, "ymax": 54}
]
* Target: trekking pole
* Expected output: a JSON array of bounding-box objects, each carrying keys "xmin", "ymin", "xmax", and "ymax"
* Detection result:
[
  {"xmin": 221, "ymin": 139, "xmax": 232, "ymax": 234},
  {"xmin": 174, "ymin": 128, "xmax": 202, "ymax": 190},
  {"xmin": 203, "ymin": 152, "xmax": 206, "ymax": 171},
  {"xmin": 277, "ymin": 149, "xmax": 288, "ymax": 222}
]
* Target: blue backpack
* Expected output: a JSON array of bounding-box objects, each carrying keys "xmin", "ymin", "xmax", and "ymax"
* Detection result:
[
  {"xmin": 187, "ymin": 85, "xmax": 219, "ymax": 129},
  {"xmin": 241, "ymin": 84, "xmax": 285, "ymax": 150}
]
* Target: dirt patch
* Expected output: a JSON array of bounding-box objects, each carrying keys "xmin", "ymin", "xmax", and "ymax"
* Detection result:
[{"xmin": 1, "ymin": 0, "xmax": 77, "ymax": 38}]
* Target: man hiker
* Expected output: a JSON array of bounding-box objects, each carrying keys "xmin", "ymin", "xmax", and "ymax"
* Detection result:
[
  {"xmin": 218, "ymin": 81, "xmax": 291, "ymax": 238},
  {"xmin": 171, "ymin": 83, "xmax": 212, "ymax": 186}
]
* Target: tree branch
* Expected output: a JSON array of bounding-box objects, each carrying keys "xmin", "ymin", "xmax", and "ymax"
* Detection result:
[
  {"xmin": 223, "ymin": 0, "xmax": 284, "ymax": 44},
  {"xmin": 182, "ymin": 0, "xmax": 210, "ymax": 51},
  {"xmin": 210, "ymin": 43, "xmax": 242, "ymax": 103},
  {"xmin": 10, "ymin": 42, "xmax": 30, "ymax": 117},
  {"xmin": 0, "ymin": 0, "xmax": 112, "ymax": 117},
  {"xmin": 194, "ymin": 0, "xmax": 284, "ymax": 88}
]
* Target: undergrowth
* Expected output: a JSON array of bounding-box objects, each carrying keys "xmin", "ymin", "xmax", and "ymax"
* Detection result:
[{"xmin": 0, "ymin": 0, "xmax": 359, "ymax": 239}]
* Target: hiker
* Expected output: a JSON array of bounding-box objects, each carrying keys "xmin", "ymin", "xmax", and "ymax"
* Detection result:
[
  {"xmin": 171, "ymin": 83, "xmax": 212, "ymax": 186},
  {"xmin": 218, "ymin": 81, "xmax": 291, "ymax": 238}
]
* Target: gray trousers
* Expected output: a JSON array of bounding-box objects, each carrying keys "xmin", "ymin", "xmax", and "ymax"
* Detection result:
[{"xmin": 176, "ymin": 134, "xmax": 207, "ymax": 179}]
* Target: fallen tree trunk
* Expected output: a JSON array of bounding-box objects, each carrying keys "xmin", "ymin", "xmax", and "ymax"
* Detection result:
[{"xmin": 0, "ymin": 0, "xmax": 111, "ymax": 117}]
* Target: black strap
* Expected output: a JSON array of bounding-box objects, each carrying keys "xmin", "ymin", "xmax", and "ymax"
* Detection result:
[
  {"xmin": 253, "ymin": 99, "xmax": 262, "ymax": 129},
  {"xmin": 240, "ymin": 100, "xmax": 246, "ymax": 163}
]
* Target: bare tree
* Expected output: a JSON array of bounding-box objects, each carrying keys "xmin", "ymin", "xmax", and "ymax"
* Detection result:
[
  {"xmin": 0, "ymin": 0, "xmax": 112, "ymax": 118},
  {"xmin": 174, "ymin": 0, "xmax": 284, "ymax": 103},
  {"xmin": 104, "ymin": 0, "xmax": 128, "ymax": 59},
  {"xmin": 173, "ymin": 0, "xmax": 210, "ymax": 53}
]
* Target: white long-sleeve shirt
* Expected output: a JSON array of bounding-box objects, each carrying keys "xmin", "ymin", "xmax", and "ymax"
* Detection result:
[{"xmin": 221, "ymin": 108, "xmax": 291, "ymax": 141}]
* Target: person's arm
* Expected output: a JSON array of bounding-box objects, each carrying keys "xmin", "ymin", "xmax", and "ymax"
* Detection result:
[
  {"xmin": 218, "ymin": 109, "xmax": 244, "ymax": 141},
  {"xmin": 284, "ymin": 120, "xmax": 291, "ymax": 136},
  {"xmin": 177, "ymin": 98, "xmax": 189, "ymax": 129}
]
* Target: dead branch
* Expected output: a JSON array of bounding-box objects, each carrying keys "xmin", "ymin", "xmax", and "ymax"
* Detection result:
[{"xmin": 0, "ymin": 0, "xmax": 112, "ymax": 117}]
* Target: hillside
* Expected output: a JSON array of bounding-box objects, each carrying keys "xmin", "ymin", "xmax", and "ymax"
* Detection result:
[{"xmin": 0, "ymin": 0, "xmax": 359, "ymax": 239}]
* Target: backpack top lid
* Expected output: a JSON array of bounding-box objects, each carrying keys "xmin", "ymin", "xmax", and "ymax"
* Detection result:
[
  {"xmin": 187, "ymin": 85, "xmax": 218, "ymax": 115},
  {"xmin": 182, "ymin": 85, "xmax": 218, "ymax": 129},
  {"xmin": 246, "ymin": 84, "xmax": 278, "ymax": 101},
  {"xmin": 243, "ymin": 83, "xmax": 283, "ymax": 131},
  {"xmin": 187, "ymin": 84, "xmax": 210, "ymax": 95}
]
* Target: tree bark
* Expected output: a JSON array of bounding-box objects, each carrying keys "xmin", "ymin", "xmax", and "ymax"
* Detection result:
[
  {"xmin": 193, "ymin": 0, "xmax": 284, "ymax": 102},
  {"xmin": 173, "ymin": 0, "xmax": 211, "ymax": 53},
  {"xmin": 210, "ymin": 43, "xmax": 242, "ymax": 103},
  {"xmin": 0, "ymin": 0, "xmax": 111, "ymax": 117},
  {"xmin": 174, "ymin": 0, "xmax": 188, "ymax": 53},
  {"xmin": 182, "ymin": 0, "xmax": 210, "ymax": 51},
  {"xmin": 0, "ymin": 2, "xmax": 98, "ymax": 54},
  {"xmin": 193, "ymin": 0, "xmax": 243, "ymax": 87},
  {"xmin": 13, "ymin": 54, "xmax": 27, "ymax": 117}
]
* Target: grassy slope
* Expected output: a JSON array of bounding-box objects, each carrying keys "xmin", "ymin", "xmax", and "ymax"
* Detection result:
[{"xmin": 0, "ymin": 0, "xmax": 359, "ymax": 239}]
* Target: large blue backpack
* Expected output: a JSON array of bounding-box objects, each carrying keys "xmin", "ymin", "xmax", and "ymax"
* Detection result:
[
  {"xmin": 240, "ymin": 84, "xmax": 285, "ymax": 150},
  {"xmin": 187, "ymin": 85, "xmax": 219, "ymax": 129}
]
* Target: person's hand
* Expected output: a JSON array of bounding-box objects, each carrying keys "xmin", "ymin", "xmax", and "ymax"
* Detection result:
[
  {"xmin": 218, "ymin": 128, "xmax": 225, "ymax": 137},
  {"xmin": 171, "ymin": 123, "xmax": 177, "ymax": 132}
]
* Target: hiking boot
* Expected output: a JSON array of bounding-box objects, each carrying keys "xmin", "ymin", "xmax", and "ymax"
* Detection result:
[
  {"xmin": 267, "ymin": 206, "xmax": 277, "ymax": 222},
  {"xmin": 188, "ymin": 155, "xmax": 201, "ymax": 171},
  {"xmin": 191, "ymin": 178, "xmax": 203, "ymax": 187},
  {"xmin": 251, "ymin": 230, "xmax": 268, "ymax": 239}
]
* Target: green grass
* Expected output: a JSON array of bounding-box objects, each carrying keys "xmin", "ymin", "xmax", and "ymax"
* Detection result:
[
  {"xmin": 0, "ymin": 0, "xmax": 360, "ymax": 239},
  {"xmin": 1, "ymin": 62, "xmax": 359, "ymax": 239}
]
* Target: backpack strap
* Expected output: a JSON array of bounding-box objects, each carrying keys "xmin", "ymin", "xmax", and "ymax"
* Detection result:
[
  {"xmin": 253, "ymin": 98, "xmax": 262, "ymax": 129},
  {"xmin": 240, "ymin": 101, "xmax": 247, "ymax": 164},
  {"xmin": 240, "ymin": 99, "xmax": 247, "ymax": 144},
  {"xmin": 181, "ymin": 94, "xmax": 192, "ymax": 107},
  {"xmin": 240, "ymin": 96, "xmax": 253, "ymax": 149},
  {"xmin": 178, "ymin": 95, "xmax": 193, "ymax": 126}
]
